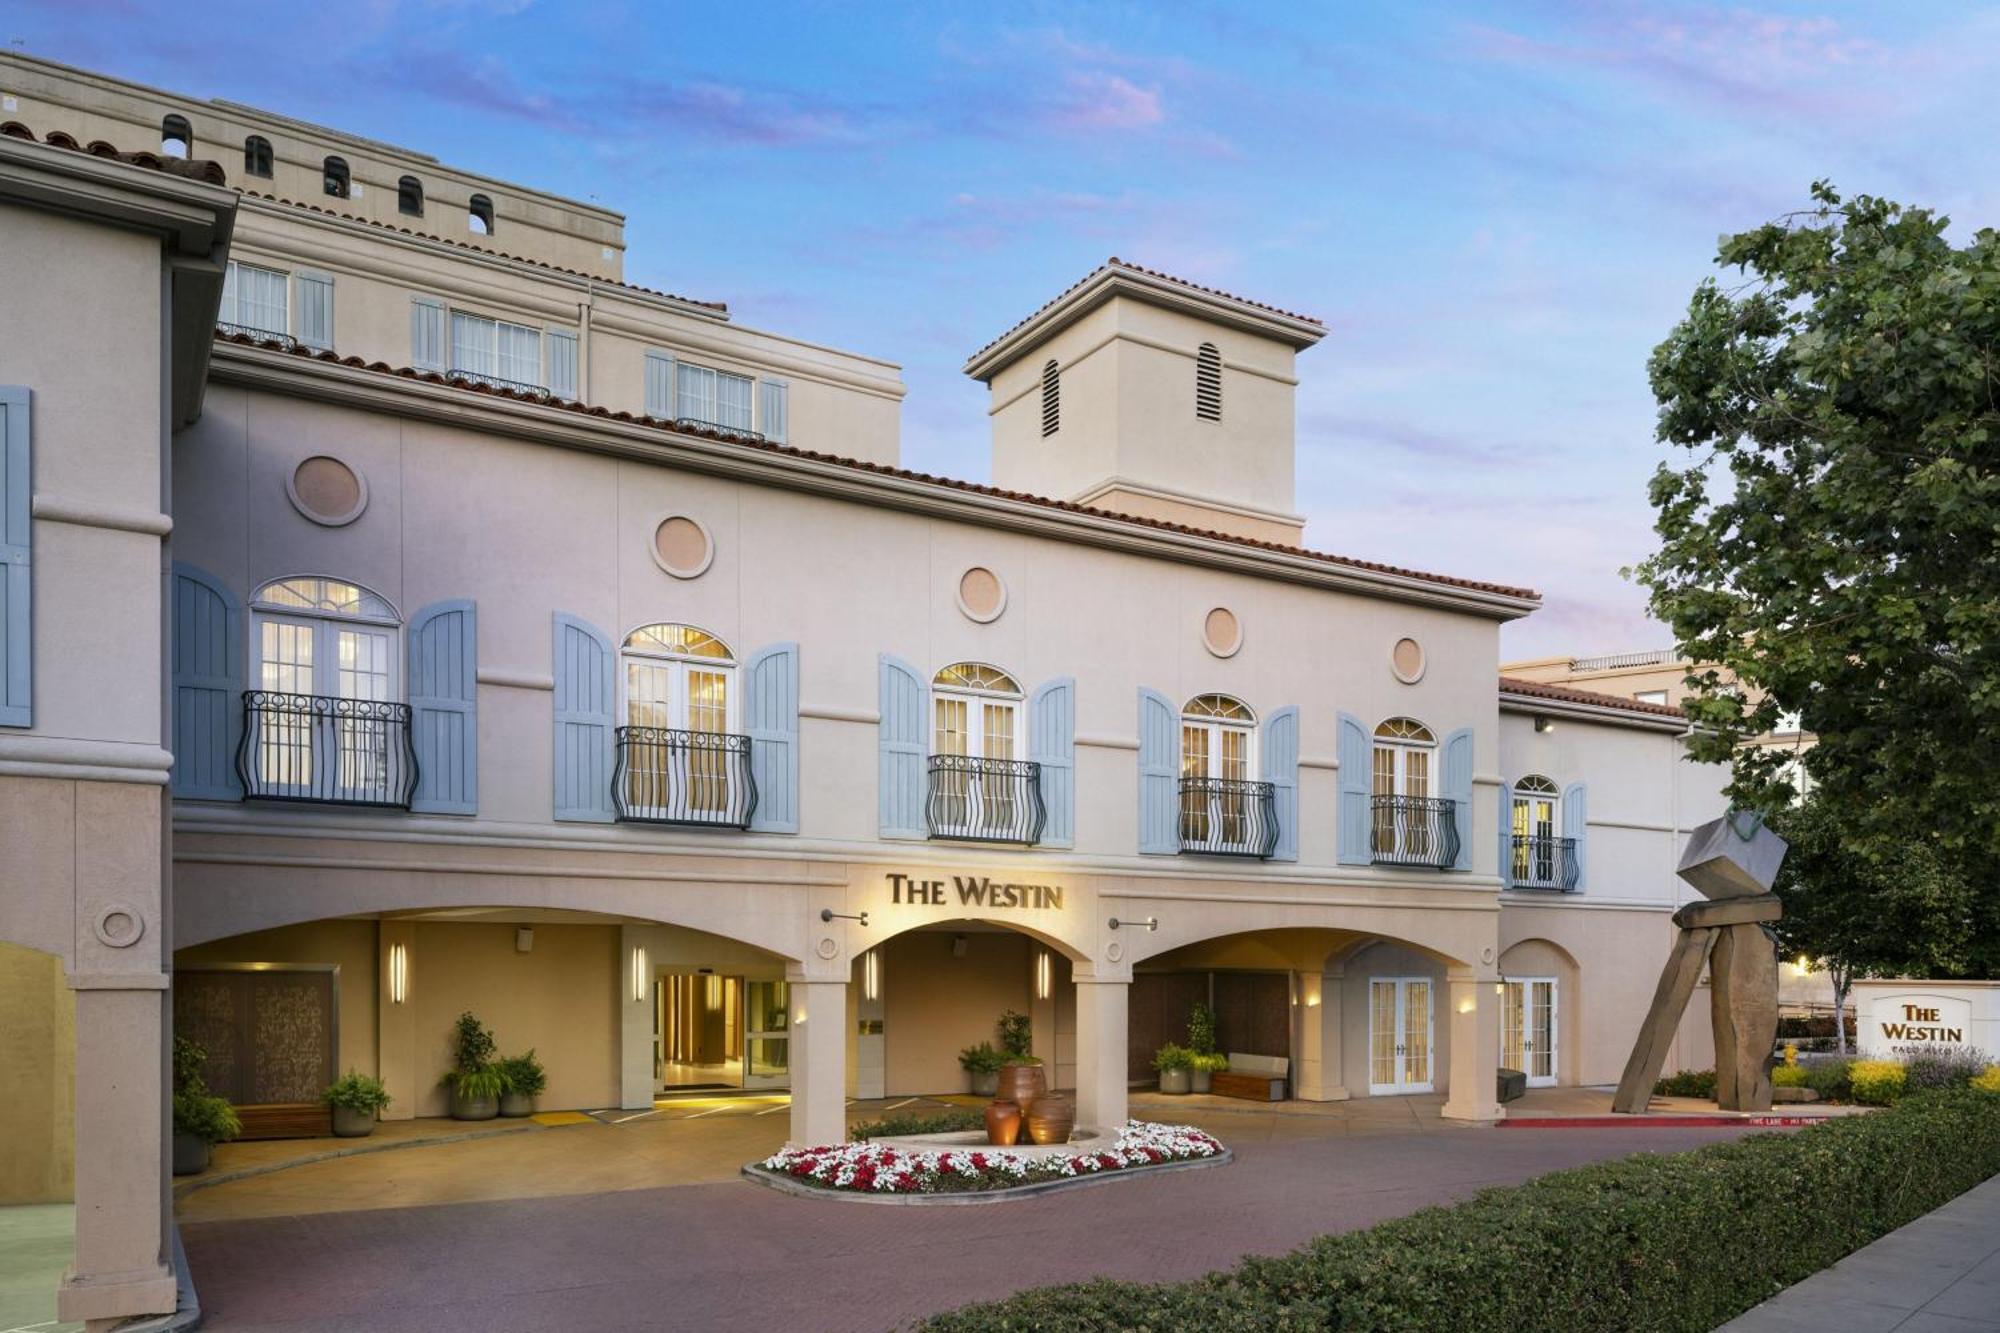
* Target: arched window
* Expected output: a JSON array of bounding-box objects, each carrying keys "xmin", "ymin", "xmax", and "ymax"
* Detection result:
[
  {"xmin": 1181, "ymin": 694, "xmax": 1256, "ymax": 851},
  {"xmin": 160, "ymin": 114, "xmax": 191, "ymax": 159},
  {"xmin": 322, "ymin": 155, "xmax": 350, "ymax": 198},
  {"xmin": 1195, "ymin": 341, "xmax": 1222, "ymax": 421},
  {"xmin": 468, "ymin": 193, "xmax": 494, "ymax": 235},
  {"xmin": 1510, "ymin": 775, "xmax": 1560, "ymax": 886},
  {"xmin": 1371, "ymin": 718, "xmax": 1439, "ymax": 862},
  {"xmin": 618, "ymin": 624, "xmax": 743, "ymax": 824},
  {"xmin": 246, "ymin": 577, "xmax": 406, "ymax": 804},
  {"xmin": 1040, "ymin": 359, "xmax": 1059, "ymax": 437},
  {"xmin": 243, "ymin": 135, "xmax": 273, "ymax": 178},
  {"xmin": 397, "ymin": 175, "xmax": 424, "ymax": 217},
  {"xmin": 931, "ymin": 663, "xmax": 1024, "ymax": 839}
]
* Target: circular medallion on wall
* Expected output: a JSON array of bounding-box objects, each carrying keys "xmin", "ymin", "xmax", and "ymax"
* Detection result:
[
  {"xmin": 286, "ymin": 455, "xmax": 367, "ymax": 527},
  {"xmin": 815, "ymin": 937, "xmax": 840, "ymax": 960},
  {"xmin": 1105, "ymin": 941, "xmax": 1124, "ymax": 963},
  {"xmin": 92, "ymin": 901, "xmax": 146, "ymax": 949},
  {"xmin": 1391, "ymin": 636, "xmax": 1426, "ymax": 684},
  {"xmin": 956, "ymin": 566, "xmax": 1007, "ymax": 623},
  {"xmin": 651, "ymin": 515, "xmax": 715, "ymax": 580},
  {"xmin": 1202, "ymin": 606, "xmax": 1242, "ymax": 658}
]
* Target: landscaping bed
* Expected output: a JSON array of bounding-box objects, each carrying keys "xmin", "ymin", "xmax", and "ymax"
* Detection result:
[
  {"xmin": 914, "ymin": 1090, "xmax": 2000, "ymax": 1331},
  {"xmin": 749, "ymin": 1121, "xmax": 1225, "ymax": 1199}
]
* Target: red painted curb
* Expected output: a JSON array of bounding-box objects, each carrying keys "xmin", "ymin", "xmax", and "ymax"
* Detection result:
[{"xmin": 1499, "ymin": 1114, "xmax": 1822, "ymax": 1129}]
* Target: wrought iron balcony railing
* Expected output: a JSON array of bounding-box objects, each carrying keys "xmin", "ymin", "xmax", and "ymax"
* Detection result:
[
  {"xmin": 237, "ymin": 691, "xmax": 418, "ymax": 808},
  {"xmin": 926, "ymin": 755, "xmax": 1046, "ymax": 845},
  {"xmin": 613, "ymin": 727, "xmax": 758, "ymax": 829},
  {"xmin": 444, "ymin": 367, "xmax": 553, "ymax": 399},
  {"xmin": 217, "ymin": 321, "xmax": 297, "ymax": 349},
  {"xmin": 1178, "ymin": 776, "xmax": 1280, "ymax": 859},
  {"xmin": 1510, "ymin": 834, "xmax": 1579, "ymax": 891},
  {"xmin": 1369, "ymin": 795, "xmax": 1462, "ymax": 869}
]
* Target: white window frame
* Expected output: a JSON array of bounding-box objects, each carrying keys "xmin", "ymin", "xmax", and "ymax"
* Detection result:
[
  {"xmin": 1180, "ymin": 694, "xmax": 1257, "ymax": 854},
  {"xmin": 1500, "ymin": 975, "xmax": 1559, "ymax": 1087},
  {"xmin": 673, "ymin": 360, "xmax": 755, "ymax": 432},
  {"xmin": 1634, "ymin": 689, "xmax": 1669, "ymax": 706},
  {"xmin": 221, "ymin": 260, "xmax": 291, "ymax": 339},
  {"xmin": 618, "ymin": 624, "xmax": 741, "ymax": 822},
  {"xmin": 247, "ymin": 577, "xmax": 403, "ymax": 800},
  {"xmin": 1370, "ymin": 718, "xmax": 1438, "ymax": 861},
  {"xmin": 1367, "ymin": 975, "xmax": 1435, "ymax": 1095},
  {"xmin": 449, "ymin": 309, "xmax": 547, "ymax": 392},
  {"xmin": 931, "ymin": 663, "xmax": 1024, "ymax": 840},
  {"xmin": 619, "ymin": 624, "xmax": 740, "ymax": 735},
  {"xmin": 1510, "ymin": 774, "xmax": 1561, "ymax": 888}
]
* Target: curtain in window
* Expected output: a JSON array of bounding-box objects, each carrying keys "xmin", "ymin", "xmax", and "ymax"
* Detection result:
[
  {"xmin": 497, "ymin": 322, "xmax": 541, "ymax": 387},
  {"xmin": 716, "ymin": 371, "xmax": 753, "ymax": 430},
  {"xmin": 231, "ymin": 264, "xmax": 289, "ymax": 336},
  {"xmin": 450, "ymin": 312, "xmax": 496, "ymax": 377},
  {"xmin": 677, "ymin": 364, "xmax": 718, "ymax": 423}
]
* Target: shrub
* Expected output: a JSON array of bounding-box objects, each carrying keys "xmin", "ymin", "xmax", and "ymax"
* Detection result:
[
  {"xmin": 322, "ymin": 1070, "xmax": 392, "ymax": 1114},
  {"xmin": 1850, "ymin": 1060, "xmax": 1907, "ymax": 1106},
  {"xmin": 1191, "ymin": 1052, "xmax": 1232, "ymax": 1074},
  {"xmin": 1153, "ymin": 1043, "xmax": 1193, "ymax": 1073},
  {"xmin": 496, "ymin": 1050, "xmax": 547, "ymax": 1098},
  {"xmin": 958, "ymin": 1041, "xmax": 1003, "ymax": 1075},
  {"xmin": 1903, "ymin": 1045, "xmax": 1991, "ymax": 1093},
  {"xmin": 1771, "ymin": 1065, "xmax": 1808, "ymax": 1088},
  {"xmin": 173, "ymin": 1090, "xmax": 242, "ymax": 1145},
  {"xmin": 447, "ymin": 1011, "xmax": 497, "ymax": 1074},
  {"xmin": 1654, "ymin": 1068, "xmax": 1717, "ymax": 1098},
  {"xmin": 997, "ymin": 1009, "xmax": 1033, "ymax": 1060},
  {"xmin": 1803, "ymin": 1058, "xmax": 1854, "ymax": 1102},
  {"xmin": 1187, "ymin": 1001, "xmax": 1218, "ymax": 1056},
  {"xmin": 443, "ymin": 1066, "xmax": 504, "ymax": 1101},
  {"xmin": 1974, "ymin": 1066, "xmax": 2000, "ymax": 1095},
  {"xmin": 917, "ymin": 1092, "xmax": 2000, "ymax": 1333},
  {"xmin": 850, "ymin": 1108, "xmax": 984, "ymax": 1142}
]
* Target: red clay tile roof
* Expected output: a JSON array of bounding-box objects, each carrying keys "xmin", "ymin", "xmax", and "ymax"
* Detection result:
[
  {"xmin": 1498, "ymin": 675, "xmax": 1687, "ymax": 719},
  {"xmin": 969, "ymin": 257, "xmax": 1325, "ymax": 365},
  {"xmin": 211, "ymin": 328, "xmax": 1539, "ymax": 605},
  {"xmin": 236, "ymin": 190, "xmax": 726, "ymax": 313},
  {"xmin": 1, "ymin": 120, "xmax": 228, "ymax": 186}
]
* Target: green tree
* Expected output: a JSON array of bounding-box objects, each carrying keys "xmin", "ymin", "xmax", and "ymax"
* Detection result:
[
  {"xmin": 1769, "ymin": 798, "xmax": 1975, "ymax": 1051},
  {"xmin": 1637, "ymin": 182, "xmax": 2000, "ymax": 974}
]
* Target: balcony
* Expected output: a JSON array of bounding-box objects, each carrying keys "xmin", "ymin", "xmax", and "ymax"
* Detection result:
[
  {"xmin": 238, "ymin": 691, "xmax": 417, "ymax": 808},
  {"xmin": 613, "ymin": 727, "xmax": 758, "ymax": 829},
  {"xmin": 217, "ymin": 321, "xmax": 297, "ymax": 349},
  {"xmin": 1369, "ymin": 795, "xmax": 1461, "ymax": 869},
  {"xmin": 444, "ymin": 367, "xmax": 554, "ymax": 400},
  {"xmin": 1510, "ymin": 835, "xmax": 1579, "ymax": 891},
  {"xmin": 1178, "ymin": 777, "xmax": 1279, "ymax": 859},
  {"xmin": 926, "ymin": 755, "xmax": 1046, "ymax": 845}
]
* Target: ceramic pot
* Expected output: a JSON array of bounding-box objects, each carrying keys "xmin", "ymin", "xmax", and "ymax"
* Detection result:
[
  {"xmin": 171, "ymin": 1131, "xmax": 210, "ymax": 1176},
  {"xmin": 1024, "ymin": 1094, "xmax": 1076, "ymax": 1146},
  {"xmin": 499, "ymin": 1092, "xmax": 535, "ymax": 1118},
  {"xmin": 969, "ymin": 1070, "xmax": 999, "ymax": 1098},
  {"xmin": 1190, "ymin": 1068, "xmax": 1213, "ymax": 1094},
  {"xmin": 984, "ymin": 1099, "xmax": 1022, "ymax": 1146},
  {"xmin": 331, "ymin": 1105, "xmax": 376, "ymax": 1138},
  {"xmin": 449, "ymin": 1088, "xmax": 498, "ymax": 1121},
  {"xmin": 1159, "ymin": 1067, "xmax": 1192, "ymax": 1095},
  {"xmin": 995, "ymin": 1062, "xmax": 1046, "ymax": 1115}
]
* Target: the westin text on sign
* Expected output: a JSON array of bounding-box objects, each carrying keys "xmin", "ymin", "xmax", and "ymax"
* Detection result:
[{"xmin": 889, "ymin": 873, "xmax": 1063, "ymax": 912}]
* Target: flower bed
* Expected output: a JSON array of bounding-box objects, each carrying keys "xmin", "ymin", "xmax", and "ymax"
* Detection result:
[{"xmin": 758, "ymin": 1120, "xmax": 1223, "ymax": 1196}]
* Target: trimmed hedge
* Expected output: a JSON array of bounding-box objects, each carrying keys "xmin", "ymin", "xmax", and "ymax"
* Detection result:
[
  {"xmin": 915, "ymin": 1091, "xmax": 2000, "ymax": 1332},
  {"xmin": 850, "ymin": 1108, "xmax": 985, "ymax": 1142}
]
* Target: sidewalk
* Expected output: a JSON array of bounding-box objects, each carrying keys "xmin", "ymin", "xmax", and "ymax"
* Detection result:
[{"xmin": 1718, "ymin": 1174, "xmax": 2000, "ymax": 1331}]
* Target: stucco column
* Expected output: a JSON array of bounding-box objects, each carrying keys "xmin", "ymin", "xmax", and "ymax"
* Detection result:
[
  {"xmin": 376, "ymin": 920, "xmax": 417, "ymax": 1121},
  {"xmin": 618, "ymin": 926, "xmax": 655, "ymax": 1111},
  {"xmin": 1073, "ymin": 974, "xmax": 1129, "ymax": 1131},
  {"xmin": 787, "ymin": 978, "xmax": 848, "ymax": 1146},
  {"xmin": 1294, "ymin": 966, "xmax": 1349, "ymax": 1101},
  {"xmin": 1441, "ymin": 970, "xmax": 1503, "ymax": 1122}
]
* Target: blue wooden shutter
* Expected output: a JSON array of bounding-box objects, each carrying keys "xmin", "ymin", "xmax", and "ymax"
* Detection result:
[
  {"xmin": 1137, "ymin": 687, "xmax": 1178, "ymax": 854},
  {"xmin": 879, "ymin": 654, "xmax": 926, "ymax": 839},
  {"xmin": 409, "ymin": 600, "xmax": 477, "ymax": 814},
  {"xmin": 1562, "ymin": 781, "xmax": 1588, "ymax": 891},
  {"xmin": 644, "ymin": 352, "xmax": 676, "ymax": 419},
  {"xmin": 552, "ymin": 613, "xmax": 615, "ymax": 822},
  {"xmin": 1498, "ymin": 782, "xmax": 1516, "ymax": 890},
  {"xmin": 295, "ymin": 270, "xmax": 334, "ymax": 350},
  {"xmin": 170, "ymin": 563, "xmax": 242, "ymax": 798},
  {"xmin": 546, "ymin": 329, "xmax": 579, "ymax": 401},
  {"xmin": 1262, "ymin": 705, "xmax": 1299, "ymax": 862},
  {"xmin": 1443, "ymin": 727, "xmax": 1474, "ymax": 871},
  {"xmin": 411, "ymin": 296, "xmax": 446, "ymax": 372},
  {"xmin": 1029, "ymin": 676, "xmax": 1075, "ymax": 848},
  {"xmin": 745, "ymin": 642, "xmax": 799, "ymax": 833},
  {"xmin": 1336, "ymin": 712, "xmax": 1370, "ymax": 865},
  {"xmin": 0, "ymin": 387, "xmax": 28, "ymax": 727},
  {"xmin": 758, "ymin": 380, "xmax": 788, "ymax": 443}
]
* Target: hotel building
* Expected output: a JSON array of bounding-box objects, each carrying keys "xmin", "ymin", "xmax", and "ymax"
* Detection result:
[{"xmin": 0, "ymin": 53, "xmax": 1726, "ymax": 1330}]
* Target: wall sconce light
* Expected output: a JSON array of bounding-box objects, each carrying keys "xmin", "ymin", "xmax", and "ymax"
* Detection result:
[
  {"xmin": 1534, "ymin": 716, "xmax": 1556, "ymax": 734},
  {"xmin": 388, "ymin": 942, "xmax": 408, "ymax": 1005},
  {"xmin": 863, "ymin": 949, "xmax": 880, "ymax": 1002},
  {"xmin": 1107, "ymin": 917, "xmax": 1158, "ymax": 932},
  {"xmin": 515, "ymin": 926, "xmax": 534, "ymax": 954},
  {"xmin": 820, "ymin": 908, "xmax": 869, "ymax": 926},
  {"xmin": 630, "ymin": 945, "xmax": 648, "ymax": 1004},
  {"xmin": 1034, "ymin": 948, "xmax": 1052, "ymax": 1000}
]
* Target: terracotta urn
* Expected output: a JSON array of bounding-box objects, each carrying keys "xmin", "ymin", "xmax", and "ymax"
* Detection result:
[
  {"xmin": 1024, "ymin": 1094, "xmax": 1076, "ymax": 1146},
  {"xmin": 984, "ymin": 1099, "xmax": 1022, "ymax": 1146},
  {"xmin": 995, "ymin": 1061, "xmax": 1046, "ymax": 1116}
]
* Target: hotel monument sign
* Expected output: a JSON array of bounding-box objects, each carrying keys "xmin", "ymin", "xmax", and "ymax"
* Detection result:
[
  {"xmin": 887, "ymin": 872, "xmax": 1065, "ymax": 913},
  {"xmin": 1855, "ymin": 987, "xmax": 1987, "ymax": 1059}
]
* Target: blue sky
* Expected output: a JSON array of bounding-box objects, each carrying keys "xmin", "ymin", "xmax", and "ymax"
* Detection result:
[{"xmin": 12, "ymin": 2, "xmax": 1999, "ymax": 657}]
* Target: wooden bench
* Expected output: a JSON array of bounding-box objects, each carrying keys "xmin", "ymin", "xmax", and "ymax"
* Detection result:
[
  {"xmin": 233, "ymin": 1102, "xmax": 332, "ymax": 1140},
  {"xmin": 1209, "ymin": 1053, "xmax": 1288, "ymax": 1102}
]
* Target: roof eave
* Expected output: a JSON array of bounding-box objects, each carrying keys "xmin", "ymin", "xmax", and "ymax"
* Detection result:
[{"xmin": 1498, "ymin": 689, "xmax": 1689, "ymax": 732}]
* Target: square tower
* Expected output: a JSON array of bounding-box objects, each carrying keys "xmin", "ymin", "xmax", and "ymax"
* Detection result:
[{"xmin": 963, "ymin": 259, "xmax": 1324, "ymax": 545}]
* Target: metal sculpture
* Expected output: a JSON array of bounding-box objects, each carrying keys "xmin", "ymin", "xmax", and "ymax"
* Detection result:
[{"xmin": 1613, "ymin": 811, "xmax": 1788, "ymax": 1114}]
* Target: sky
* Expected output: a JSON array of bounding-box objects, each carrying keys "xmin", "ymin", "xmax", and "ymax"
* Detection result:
[{"xmin": 10, "ymin": 1, "xmax": 1999, "ymax": 658}]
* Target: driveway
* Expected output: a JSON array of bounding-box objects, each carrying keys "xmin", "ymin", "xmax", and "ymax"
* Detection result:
[{"xmin": 179, "ymin": 1111, "xmax": 1771, "ymax": 1331}]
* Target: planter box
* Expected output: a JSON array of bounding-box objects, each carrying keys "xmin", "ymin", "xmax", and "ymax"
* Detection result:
[
  {"xmin": 172, "ymin": 1131, "xmax": 210, "ymax": 1176},
  {"xmin": 1158, "ymin": 1068, "xmax": 1191, "ymax": 1095},
  {"xmin": 450, "ymin": 1089, "xmax": 499, "ymax": 1121},
  {"xmin": 330, "ymin": 1105, "xmax": 377, "ymax": 1138},
  {"xmin": 499, "ymin": 1092, "xmax": 536, "ymax": 1118}
]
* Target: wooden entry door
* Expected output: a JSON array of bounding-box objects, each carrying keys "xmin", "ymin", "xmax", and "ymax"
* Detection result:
[{"xmin": 175, "ymin": 968, "xmax": 336, "ymax": 1106}]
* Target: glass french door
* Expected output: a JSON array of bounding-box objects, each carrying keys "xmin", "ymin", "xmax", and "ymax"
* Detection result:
[
  {"xmin": 255, "ymin": 614, "xmax": 395, "ymax": 796},
  {"xmin": 1180, "ymin": 720, "xmax": 1252, "ymax": 850},
  {"xmin": 1368, "ymin": 977, "xmax": 1434, "ymax": 1094},
  {"xmin": 743, "ymin": 979, "xmax": 790, "ymax": 1090},
  {"xmin": 1511, "ymin": 789, "xmax": 1558, "ymax": 884},
  {"xmin": 932, "ymin": 692, "xmax": 1018, "ymax": 837},
  {"xmin": 1370, "ymin": 734, "xmax": 1435, "ymax": 859},
  {"xmin": 623, "ymin": 657, "xmax": 733, "ymax": 818},
  {"xmin": 1501, "ymin": 977, "xmax": 1558, "ymax": 1087}
]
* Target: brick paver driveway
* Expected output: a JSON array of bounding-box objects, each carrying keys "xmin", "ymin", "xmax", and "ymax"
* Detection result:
[{"xmin": 179, "ymin": 1113, "xmax": 1769, "ymax": 1331}]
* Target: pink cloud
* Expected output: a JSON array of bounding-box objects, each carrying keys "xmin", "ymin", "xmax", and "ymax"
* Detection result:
[{"xmin": 1046, "ymin": 72, "xmax": 1164, "ymax": 132}]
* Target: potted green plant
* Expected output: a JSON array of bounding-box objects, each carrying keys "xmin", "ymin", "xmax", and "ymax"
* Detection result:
[
  {"xmin": 959, "ymin": 1041, "xmax": 1004, "ymax": 1097},
  {"xmin": 1154, "ymin": 1043, "xmax": 1194, "ymax": 1094},
  {"xmin": 1186, "ymin": 1002, "xmax": 1222, "ymax": 1092},
  {"xmin": 1190, "ymin": 1051, "xmax": 1231, "ymax": 1094},
  {"xmin": 441, "ymin": 1011, "xmax": 502, "ymax": 1120},
  {"xmin": 994, "ymin": 1009, "xmax": 1046, "ymax": 1109},
  {"xmin": 496, "ymin": 1050, "xmax": 547, "ymax": 1117},
  {"xmin": 322, "ymin": 1070, "xmax": 392, "ymax": 1137},
  {"xmin": 170, "ymin": 1036, "xmax": 241, "ymax": 1174}
]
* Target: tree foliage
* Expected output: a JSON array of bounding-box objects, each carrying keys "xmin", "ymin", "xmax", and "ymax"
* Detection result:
[{"xmin": 1637, "ymin": 183, "xmax": 2000, "ymax": 974}]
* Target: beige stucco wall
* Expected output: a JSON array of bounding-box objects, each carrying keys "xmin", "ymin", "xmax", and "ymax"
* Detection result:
[
  {"xmin": 883, "ymin": 928, "xmax": 1035, "ymax": 1097},
  {"xmin": 0, "ymin": 941, "xmax": 76, "ymax": 1203}
]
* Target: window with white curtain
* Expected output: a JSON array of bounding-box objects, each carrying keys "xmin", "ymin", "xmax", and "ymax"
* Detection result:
[
  {"xmin": 220, "ymin": 261, "xmax": 290, "ymax": 337},
  {"xmin": 450, "ymin": 311, "xmax": 543, "ymax": 390},
  {"xmin": 674, "ymin": 361, "xmax": 753, "ymax": 431}
]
